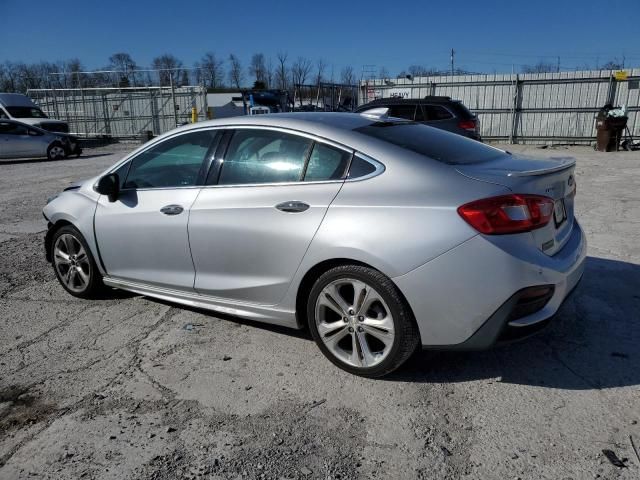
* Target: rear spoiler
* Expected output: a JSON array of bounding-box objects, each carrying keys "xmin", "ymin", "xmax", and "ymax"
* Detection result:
[{"xmin": 507, "ymin": 157, "xmax": 576, "ymax": 177}]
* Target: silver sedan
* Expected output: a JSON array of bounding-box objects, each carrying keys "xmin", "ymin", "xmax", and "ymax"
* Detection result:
[
  {"xmin": 43, "ymin": 113, "xmax": 586, "ymax": 377},
  {"xmin": 0, "ymin": 119, "xmax": 79, "ymax": 160}
]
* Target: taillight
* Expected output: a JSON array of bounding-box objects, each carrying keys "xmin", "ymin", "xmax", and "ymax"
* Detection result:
[
  {"xmin": 457, "ymin": 194, "xmax": 554, "ymax": 234},
  {"xmin": 458, "ymin": 119, "xmax": 477, "ymax": 131}
]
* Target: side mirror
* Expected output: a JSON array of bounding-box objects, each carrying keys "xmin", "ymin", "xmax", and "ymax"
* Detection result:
[{"xmin": 96, "ymin": 173, "xmax": 120, "ymax": 202}]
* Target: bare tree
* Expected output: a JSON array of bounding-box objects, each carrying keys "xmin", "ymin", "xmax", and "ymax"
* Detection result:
[
  {"xmin": 291, "ymin": 56, "xmax": 312, "ymax": 86},
  {"xmin": 152, "ymin": 54, "xmax": 183, "ymax": 86},
  {"xmin": 340, "ymin": 66, "xmax": 355, "ymax": 85},
  {"xmin": 250, "ymin": 53, "xmax": 267, "ymax": 85},
  {"xmin": 315, "ymin": 59, "xmax": 326, "ymax": 85},
  {"xmin": 108, "ymin": 52, "xmax": 137, "ymax": 86},
  {"xmin": 600, "ymin": 60, "xmax": 624, "ymax": 70},
  {"xmin": 265, "ymin": 58, "xmax": 274, "ymax": 89},
  {"xmin": 276, "ymin": 52, "xmax": 288, "ymax": 90},
  {"xmin": 195, "ymin": 52, "xmax": 225, "ymax": 88},
  {"xmin": 228, "ymin": 54, "xmax": 243, "ymax": 88},
  {"xmin": 521, "ymin": 61, "xmax": 557, "ymax": 74}
]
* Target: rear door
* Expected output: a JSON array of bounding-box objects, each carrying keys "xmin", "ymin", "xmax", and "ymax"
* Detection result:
[
  {"xmin": 0, "ymin": 121, "xmax": 34, "ymax": 157},
  {"xmin": 189, "ymin": 127, "xmax": 351, "ymax": 304}
]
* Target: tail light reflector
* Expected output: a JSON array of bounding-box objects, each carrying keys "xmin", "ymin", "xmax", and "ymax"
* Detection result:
[
  {"xmin": 458, "ymin": 119, "xmax": 478, "ymax": 131},
  {"xmin": 457, "ymin": 194, "xmax": 554, "ymax": 234}
]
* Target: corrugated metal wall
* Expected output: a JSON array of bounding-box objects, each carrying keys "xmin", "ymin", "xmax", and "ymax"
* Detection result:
[
  {"xmin": 27, "ymin": 86, "xmax": 207, "ymax": 139},
  {"xmin": 360, "ymin": 69, "xmax": 640, "ymax": 144}
]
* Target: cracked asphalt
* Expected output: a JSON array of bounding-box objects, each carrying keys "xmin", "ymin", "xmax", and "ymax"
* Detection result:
[{"xmin": 0, "ymin": 144, "xmax": 639, "ymax": 479}]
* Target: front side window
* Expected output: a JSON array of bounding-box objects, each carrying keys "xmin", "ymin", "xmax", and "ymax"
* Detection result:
[
  {"xmin": 218, "ymin": 129, "xmax": 311, "ymax": 185},
  {"xmin": 0, "ymin": 122, "xmax": 28, "ymax": 135},
  {"xmin": 123, "ymin": 130, "xmax": 216, "ymax": 189},
  {"xmin": 304, "ymin": 143, "xmax": 351, "ymax": 181},
  {"xmin": 389, "ymin": 105, "xmax": 416, "ymax": 121},
  {"xmin": 0, "ymin": 109, "xmax": 8, "ymax": 119},
  {"xmin": 6, "ymin": 106, "xmax": 47, "ymax": 119}
]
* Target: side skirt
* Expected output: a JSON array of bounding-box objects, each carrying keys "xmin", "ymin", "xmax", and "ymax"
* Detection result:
[{"xmin": 103, "ymin": 277, "xmax": 299, "ymax": 328}]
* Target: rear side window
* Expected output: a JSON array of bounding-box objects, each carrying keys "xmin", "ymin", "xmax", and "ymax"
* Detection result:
[
  {"xmin": 353, "ymin": 122, "xmax": 503, "ymax": 165},
  {"xmin": 348, "ymin": 155, "xmax": 377, "ymax": 179},
  {"xmin": 219, "ymin": 129, "xmax": 312, "ymax": 185},
  {"xmin": 424, "ymin": 105, "xmax": 453, "ymax": 121},
  {"xmin": 304, "ymin": 143, "xmax": 351, "ymax": 181},
  {"xmin": 388, "ymin": 105, "xmax": 416, "ymax": 121}
]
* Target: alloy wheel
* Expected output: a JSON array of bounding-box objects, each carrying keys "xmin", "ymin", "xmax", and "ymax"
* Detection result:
[
  {"xmin": 314, "ymin": 278, "xmax": 395, "ymax": 368},
  {"xmin": 50, "ymin": 146, "xmax": 65, "ymax": 159},
  {"xmin": 53, "ymin": 234, "xmax": 91, "ymax": 293}
]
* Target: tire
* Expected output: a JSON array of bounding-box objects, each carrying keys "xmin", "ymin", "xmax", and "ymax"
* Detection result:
[
  {"xmin": 47, "ymin": 143, "xmax": 66, "ymax": 161},
  {"xmin": 307, "ymin": 265, "xmax": 420, "ymax": 378},
  {"xmin": 50, "ymin": 225, "xmax": 105, "ymax": 299}
]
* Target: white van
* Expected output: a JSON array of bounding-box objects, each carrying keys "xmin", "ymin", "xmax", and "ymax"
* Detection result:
[{"xmin": 0, "ymin": 93, "xmax": 69, "ymax": 133}]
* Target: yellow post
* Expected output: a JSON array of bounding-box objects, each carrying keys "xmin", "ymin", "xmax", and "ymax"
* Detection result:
[{"xmin": 191, "ymin": 106, "xmax": 198, "ymax": 123}]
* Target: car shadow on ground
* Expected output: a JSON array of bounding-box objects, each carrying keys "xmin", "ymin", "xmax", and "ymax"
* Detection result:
[
  {"xmin": 389, "ymin": 256, "xmax": 639, "ymax": 390},
  {"xmin": 141, "ymin": 256, "xmax": 638, "ymax": 389},
  {"xmin": 0, "ymin": 153, "xmax": 115, "ymax": 166}
]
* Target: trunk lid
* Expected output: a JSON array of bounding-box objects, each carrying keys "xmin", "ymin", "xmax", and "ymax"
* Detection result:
[{"xmin": 456, "ymin": 154, "xmax": 577, "ymax": 255}]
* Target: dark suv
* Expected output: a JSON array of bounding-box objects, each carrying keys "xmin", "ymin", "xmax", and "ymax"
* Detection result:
[{"xmin": 356, "ymin": 96, "xmax": 481, "ymax": 141}]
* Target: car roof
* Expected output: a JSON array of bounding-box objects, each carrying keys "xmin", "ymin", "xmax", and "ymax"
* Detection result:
[
  {"xmin": 0, "ymin": 93, "xmax": 38, "ymax": 108},
  {"xmin": 359, "ymin": 97, "xmax": 455, "ymax": 106},
  {"xmin": 169, "ymin": 112, "xmax": 395, "ymax": 148}
]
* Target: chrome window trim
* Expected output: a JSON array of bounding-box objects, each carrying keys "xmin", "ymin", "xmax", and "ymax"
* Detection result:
[
  {"xmin": 103, "ymin": 127, "xmax": 224, "ymax": 193},
  {"xmin": 99, "ymin": 124, "xmax": 384, "ymax": 191}
]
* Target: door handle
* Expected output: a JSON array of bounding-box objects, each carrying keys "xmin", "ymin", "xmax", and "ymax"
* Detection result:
[
  {"xmin": 160, "ymin": 204, "xmax": 184, "ymax": 215},
  {"xmin": 275, "ymin": 201, "xmax": 310, "ymax": 213}
]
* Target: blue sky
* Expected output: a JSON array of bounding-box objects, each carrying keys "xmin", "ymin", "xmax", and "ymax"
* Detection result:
[{"xmin": 2, "ymin": 0, "xmax": 639, "ymax": 76}]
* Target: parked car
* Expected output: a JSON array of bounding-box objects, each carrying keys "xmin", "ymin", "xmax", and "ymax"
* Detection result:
[
  {"xmin": 43, "ymin": 113, "xmax": 585, "ymax": 377},
  {"xmin": 0, "ymin": 119, "xmax": 81, "ymax": 160},
  {"xmin": 0, "ymin": 93, "xmax": 70, "ymax": 133},
  {"xmin": 356, "ymin": 96, "xmax": 481, "ymax": 140}
]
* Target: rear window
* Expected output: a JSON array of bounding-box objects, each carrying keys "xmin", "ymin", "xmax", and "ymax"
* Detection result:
[{"xmin": 353, "ymin": 122, "xmax": 503, "ymax": 165}]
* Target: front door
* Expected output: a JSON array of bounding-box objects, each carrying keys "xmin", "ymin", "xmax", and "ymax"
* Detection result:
[
  {"xmin": 94, "ymin": 129, "xmax": 218, "ymax": 291},
  {"xmin": 189, "ymin": 128, "xmax": 352, "ymax": 305}
]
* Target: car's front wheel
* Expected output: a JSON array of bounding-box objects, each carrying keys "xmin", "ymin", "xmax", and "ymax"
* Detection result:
[
  {"xmin": 307, "ymin": 265, "xmax": 420, "ymax": 377},
  {"xmin": 51, "ymin": 225, "xmax": 105, "ymax": 298},
  {"xmin": 47, "ymin": 143, "xmax": 66, "ymax": 161}
]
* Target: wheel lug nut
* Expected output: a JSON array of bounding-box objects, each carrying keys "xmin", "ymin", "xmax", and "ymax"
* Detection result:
[
  {"xmin": 357, "ymin": 326, "xmax": 363, "ymax": 332},
  {"xmin": 348, "ymin": 309, "xmax": 354, "ymax": 315},
  {"xmin": 358, "ymin": 316, "xmax": 364, "ymax": 321},
  {"xmin": 348, "ymin": 327, "xmax": 354, "ymax": 332},
  {"xmin": 343, "ymin": 317, "xmax": 348, "ymax": 322}
]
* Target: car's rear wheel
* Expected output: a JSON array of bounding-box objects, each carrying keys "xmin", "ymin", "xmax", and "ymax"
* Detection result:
[
  {"xmin": 47, "ymin": 143, "xmax": 66, "ymax": 161},
  {"xmin": 307, "ymin": 265, "xmax": 420, "ymax": 377},
  {"xmin": 51, "ymin": 225, "xmax": 105, "ymax": 298}
]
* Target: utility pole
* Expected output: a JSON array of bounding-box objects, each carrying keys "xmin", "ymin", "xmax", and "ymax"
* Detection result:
[{"xmin": 450, "ymin": 48, "xmax": 455, "ymax": 76}]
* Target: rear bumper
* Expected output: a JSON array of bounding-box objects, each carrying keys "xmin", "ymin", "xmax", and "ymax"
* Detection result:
[{"xmin": 393, "ymin": 220, "xmax": 587, "ymax": 348}]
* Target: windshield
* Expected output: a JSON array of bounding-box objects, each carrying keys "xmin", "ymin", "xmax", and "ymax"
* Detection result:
[
  {"xmin": 353, "ymin": 122, "xmax": 504, "ymax": 165},
  {"xmin": 6, "ymin": 106, "xmax": 48, "ymax": 119}
]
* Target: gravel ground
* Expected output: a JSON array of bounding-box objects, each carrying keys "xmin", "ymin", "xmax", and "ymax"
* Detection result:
[{"xmin": 0, "ymin": 143, "xmax": 638, "ymax": 480}]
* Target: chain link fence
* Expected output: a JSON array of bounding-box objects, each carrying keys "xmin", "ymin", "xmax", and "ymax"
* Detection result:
[{"xmin": 27, "ymin": 85, "xmax": 207, "ymax": 140}]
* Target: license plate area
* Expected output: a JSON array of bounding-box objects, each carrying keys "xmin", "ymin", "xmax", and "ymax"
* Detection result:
[{"xmin": 553, "ymin": 199, "xmax": 567, "ymax": 228}]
